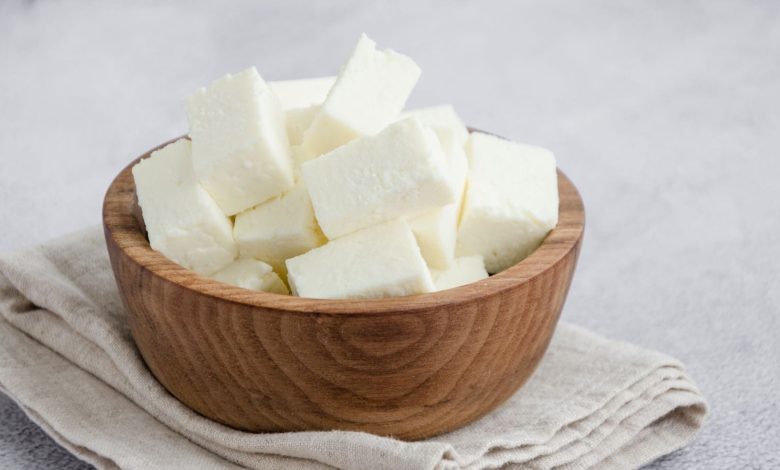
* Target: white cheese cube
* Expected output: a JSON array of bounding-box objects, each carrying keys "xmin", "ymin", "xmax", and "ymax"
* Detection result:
[
  {"xmin": 431, "ymin": 255, "xmax": 489, "ymax": 291},
  {"xmin": 408, "ymin": 130, "xmax": 469, "ymax": 269},
  {"xmin": 187, "ymin": 67, "xmax": 294, "ymax": 216},
  {"xmin": 401, "ymin": 105, "xmax": 469, "ymax": 147},
  {"xmin": 269, "ymin": 77, "xmax": 335, "ymax": 147},
  {"xmin": 268, "ymin": 76, "xmax": 335, "ymax": 111},
  {"xmin": 409, "ymin": 205, "xmax": 459, "ymax": 270},
  {"xmin": 284, "ymin": 105, "xmax": 319, "ymax": 146},
  {"xmin": 233, "ymin": 182, "xmax": 326, "ymax": 273},
  {"xmin": 457, "ymin": 132, "xmax": 559, "ymax": 273},
  {"xmin": 132, "ymin": 139, "xmax": 237, "ymax": 275},
  {"xmin": 212, "ymin": 258, "xmax": 289, "ymax": 295},
  {"xmin": 300, "ymin": 34, "xmax": 421, "ymax": 160},
  {"xmin": 441, "ymin": 129, "xmax": 469, "ymax": 198},
  {"xmin": 289, "ymin": 145, "xmax": 310, "ymax": 180},
  {"xmin": 302, "ymin": 118, "xmax": 457, "ymax": 240},
  {"xmin": 286, "ymin": 220, "xmax": 434, "ymax": 299}
]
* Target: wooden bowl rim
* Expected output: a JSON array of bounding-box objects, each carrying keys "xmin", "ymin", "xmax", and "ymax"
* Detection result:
[{"xmin": 103, "ymin": 133, "xmax": 585, "ymax": 315}]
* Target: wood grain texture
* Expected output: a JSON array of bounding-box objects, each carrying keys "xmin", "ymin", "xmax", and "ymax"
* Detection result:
[{"xmin": 102, "ymin": 134, "xmax": 585, "ymax": 440}]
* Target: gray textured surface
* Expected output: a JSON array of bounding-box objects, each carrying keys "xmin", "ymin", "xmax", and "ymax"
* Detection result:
[{"xmin": 0, "ymin": 0, "xmax": 778, "ymax": 468}]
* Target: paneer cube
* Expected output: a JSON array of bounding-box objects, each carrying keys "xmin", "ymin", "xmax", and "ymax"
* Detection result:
[
  {"xmin": 457, "ymin": 132, "xmax": 559, "ymax": 273},
  {"xmin": 300, "ymin": 34, "xmax": 421, "ymax": 160},
  {"xmin": 269, "ymin": 76, "xmax": 335, "ymax": 111},
  {"xmin": 430, "ymin": 255, "xmax": 489, "ymax": 291},
  {"xmin": 409, "ymin": 129, "xmax": 469, "ymax": 269},
  {"xmin": 302, "ymin": 118, "xmax": 457, "ymax": 240},
  {"xmin": 409, "ymin": 205, "xmax": 460, "ymax": 270},
  {"xmin": 286, "ymin": 220, "xmax": 434, "ymax": 299},
  {"xmin": 132, "ymin": 139, "xmax": 237, "ymax": 275},
  {"xmin": 188, "ymin": 67, "xmax": 294, "ymax": 216},
  {"xmin": 212, "ymin": 258, "xmax": 289, "ymax": 295},
  {"xmin": 284, "ymin": 106, "xmax": 320, "ymax": 146},
  {"xmin": 233, "ymin": 182, "xmax": 326, "ymax": 276},
  {"xmin": 269, "ymin": 77, "xmax": 336, "ymax": 146},
  {"xmin": 401, "ymin": 105, "xmax": 469, "ymax": 147}
]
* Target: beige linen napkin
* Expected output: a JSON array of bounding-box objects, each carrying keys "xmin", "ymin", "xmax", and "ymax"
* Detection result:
[{"xmin": 0, "ymin": 228, "xmax": 707, "ymax": 470}]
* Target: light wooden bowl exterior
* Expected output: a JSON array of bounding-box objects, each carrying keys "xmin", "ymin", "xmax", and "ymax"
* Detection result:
[{"xmin": 103, "ymin": 136, "xmax": 585, "ymax": 440}]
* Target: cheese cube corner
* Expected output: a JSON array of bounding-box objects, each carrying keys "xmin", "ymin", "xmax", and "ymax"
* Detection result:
[
  {"xmin": 132, "ymin": 139, "xmax": 237, "ymax": 275},
  {"xmin": 284, "ymin": 105, "xmax": 320, "ymax": 146},
  {"xmin": 431, "ymin": 255, "xmax": 489, "ymax": 291},
  {"xmin": 302, "ymin": 118, "xmax": 457, "ymax": 240},
  {"xmin": 457, "ymin": 132, "xmax": 559, "ymax": 273},
  {"xmin": 401, "ymin": 105, "xmax": 469, "ymax": 148},
  {"xmin": 188, "ymin": 67, "xmax": 294, "ymax": 216},
  {"xmin": 269, "ymin": 76, "xmax": 336, "ymax": 146},
  {"xmin": 286, "ymin": 220, "xmax": 434, "ymax": 299},
  {"xmin": 212, "ymin": 258, "xmax": 289, "ymax": 295},
  {"xmin": 234, "ymin": 182, "xmax": 326, "ymax": 271},
  {"xmin": 268, "ymin": 76, "xmax": 336, "ymax": 111},
  {"xmin": 408, "ymin": 127, "xmax": 469, "ymax": 269},
  {"xmin": 300, "ymin": 34, "xmax": 421, "ymax": 159},
  {"xmin": 409, "ymin": 204, "xmax": 460, "ymax": 270}
]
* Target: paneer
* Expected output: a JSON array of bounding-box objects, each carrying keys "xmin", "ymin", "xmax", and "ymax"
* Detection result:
[
  {"xmin": 286, "ymin": 220, "xmax": 434, "ymax": 299},
  {"xmin": 187, "ymin": 67, "xmax": 294, "ymax": 216},
  {"xmin": 408, "ymin": 130, "xmax": 469, "ymax": 269},
  {"xmin": 409, "ymin": 205, "xmax": 460, "ymax": 270},
  {"xmin": 300, "ymin": 34, "xmax": 421, "ymax": 160},
  {"xmin": 212, "ymin": 258, "xmax": 289, "ymax": 295},
  {"xmin": 401, "ymin": 105, "xmax": 469, "ymax": 147},
  {"xmin": 132, "ymin": 139, "xmax": 237, "ymax": 275},
  {"xmin": 269, "ymin": 77, "xmax": 336, "ymax": 146},
  {"xmin": 430, "ymin": 255, "xmax": 489, "ymax": 291},
  {"xmin": 302, "ymin": 118, "xmax": 457, "ymax": 240},
  {"xmin": 289, "ymin": 145, "xmax": 311, "ymax": 179},
  {"xmin": 233, "ymin": 182, "xmax": 326, "ymax": 276},
  {"xmin": 457, "ymin": 132, "xmax": 559, "ymax": 273},
  {"xmin": 284, "ymin": 106, "xmax": 319, "ymax": 146},
  {"xmin": 268, "ymin": 76, "xmax": 335, "ymax": 111}
]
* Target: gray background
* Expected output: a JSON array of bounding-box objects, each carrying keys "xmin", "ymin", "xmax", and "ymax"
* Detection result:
[{"xmin": 1, "ymin": 0, "xmax": 778, "ymax": 468}]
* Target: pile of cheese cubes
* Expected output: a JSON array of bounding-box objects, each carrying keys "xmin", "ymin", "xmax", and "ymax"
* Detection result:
[{"xmin": 132, "ymin": 34, "xmax": 559, "ymax": 300}]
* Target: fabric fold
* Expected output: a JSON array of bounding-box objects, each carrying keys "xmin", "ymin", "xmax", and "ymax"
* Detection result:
[{"xmin": 0, "ymin": 227, "xmax": 707, "ymax": 470}]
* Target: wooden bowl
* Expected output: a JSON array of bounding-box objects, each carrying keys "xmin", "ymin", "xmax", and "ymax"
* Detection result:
[{"xmin": 103, "ymin": 135, "xmax": 585, "ymax": 440}]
